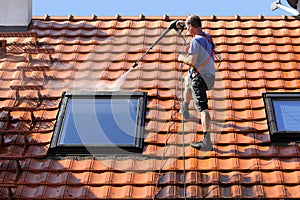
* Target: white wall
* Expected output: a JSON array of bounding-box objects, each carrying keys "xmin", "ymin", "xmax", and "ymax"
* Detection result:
[{"xmin": 0, "ymin": 0, "xmax": 32, "ymax": 26}]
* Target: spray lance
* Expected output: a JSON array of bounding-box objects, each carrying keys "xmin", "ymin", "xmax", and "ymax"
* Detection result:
[{"xmin": 131, "ymin": 20, "xmax": 185, "ymax": 68}]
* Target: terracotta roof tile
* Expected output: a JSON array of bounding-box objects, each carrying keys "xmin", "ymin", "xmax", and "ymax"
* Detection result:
[
  {"xmin": 242, "ymin": 185, "xmax": 265, "ymax": 198},
  {"xmin": 42, "ymin": 186, "xmax": 67, "ymax": 199},
  {"xmin": 282, "ymin": 171, "xmax": 300, "ymax": 184},
  {"xmin": 46, "ymin": 172, "xmax": 69, "ymax": 185},
  {"xmin": 240, "ymin": 171, "xmax": 261, "ymax": 184},
  {"xmin": 238, "ymin": 158, "xmax": 259, "ymax": 170},
  {"xmin": 19, "ymin": 185, "xmax": 44, "ymax": 199},
  {"xmin": 64, "ymin": 186, "xmax": 88, "ymax": 199},
  {"xmin": 280, "ymin": 157, "xmax": 300, "ymax": 170},
  {"xmin": 264, "ymin": 185, "xmax": 287, "ymax": 198},
  {"xmin": 1, "ymin": 14, "xmax": 300, "ymax": 199},
  {"xmin": 285, "ymin": 185, "xmax": 300, "ymax": 198},
  {"xmin": 48, "ymin": 159, "xmax": 72, "ymax": 171}
]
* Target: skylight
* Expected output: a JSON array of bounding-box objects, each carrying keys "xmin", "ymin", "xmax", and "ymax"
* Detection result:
[
  {"xmin": 263, "ymin": 92, "xmax": 300, "ymax": 143},
  {"xmin": 49, "ymin": 91, "xmax": 147, "ymax": 155}
]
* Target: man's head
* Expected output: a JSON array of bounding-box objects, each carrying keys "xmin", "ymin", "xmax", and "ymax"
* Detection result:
[
  {"xmin": 186, "ymin": 15, "xmax": 202, "ymax": 28},
  {"xmin": 186, "ymin": 15, "xmax": 202, "ymax": 35}
]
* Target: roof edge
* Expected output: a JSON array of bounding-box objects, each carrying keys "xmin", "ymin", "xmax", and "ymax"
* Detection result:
[{"xmin": 32, "ymin": 14, "xmax": 299, "ymax": 21}]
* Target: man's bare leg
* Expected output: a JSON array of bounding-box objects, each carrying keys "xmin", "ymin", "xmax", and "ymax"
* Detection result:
[
  {"xmin": 191, "ymin": 109, "xmax": 212, "ymax": 150},
  {"xmin": 180, "ymin": 79, "xmax": 192, "ymax": 119},
  {"xmin": 200, "ymin": 109, "xmax": 210, "ymax": 133}
]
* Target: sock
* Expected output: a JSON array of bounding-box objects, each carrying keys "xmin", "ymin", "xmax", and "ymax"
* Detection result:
[
  {"xmin": 203, "ymin": 132, "xmax": 211, "ymax": 145},
  {"xmin": 183, "ymin": 102, "xmax": 189, "ymax": 110}
]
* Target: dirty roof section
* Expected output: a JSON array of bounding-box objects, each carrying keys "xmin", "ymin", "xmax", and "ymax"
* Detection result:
[{"xmin": 0, "ymin": 14, "xmax": 300, "ymax": 199}]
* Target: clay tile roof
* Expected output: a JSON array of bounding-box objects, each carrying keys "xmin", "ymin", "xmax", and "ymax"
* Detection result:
[{"xmin": 0, "ymin": 14, "xmax": 300, "ymax": 199}]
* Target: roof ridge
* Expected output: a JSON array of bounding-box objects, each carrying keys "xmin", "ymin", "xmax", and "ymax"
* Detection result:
[{"xmin": 32, "ymin": 14, "xmax": 299, "ymax": 21}]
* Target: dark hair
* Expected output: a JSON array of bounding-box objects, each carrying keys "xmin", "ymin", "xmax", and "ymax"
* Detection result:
[{"xmin": 186, "ymin": 15, "xmax": 202, "ymax": 28}]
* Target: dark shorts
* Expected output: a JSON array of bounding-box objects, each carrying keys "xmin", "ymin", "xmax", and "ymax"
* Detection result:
[{"xmin": 185, "ymin": 73, "xmax": 208, "ymax": 112}]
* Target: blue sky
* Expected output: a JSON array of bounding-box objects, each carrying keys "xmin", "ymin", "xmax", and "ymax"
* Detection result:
[{"xmin": 33, "ymin": 0, "xmax": 294, "ymax": 16}]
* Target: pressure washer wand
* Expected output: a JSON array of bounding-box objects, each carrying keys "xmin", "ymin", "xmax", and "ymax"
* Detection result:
[{"xmin": 131, "ymin": 20, "xmax": 179, "ymax": 68}]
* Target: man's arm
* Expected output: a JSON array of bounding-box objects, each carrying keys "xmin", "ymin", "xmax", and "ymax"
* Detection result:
[{"xmin": 178, "ymin": 53, "xmax": 198, "ymax": 67}]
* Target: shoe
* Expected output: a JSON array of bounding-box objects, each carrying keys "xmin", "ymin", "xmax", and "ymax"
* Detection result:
[
  {"xmin": 179, "ymin": 108, "xmax": 190, "ymax": 119},
  {"xmin": 179, "ymin": 102, "xmax": 190, "ymax": 119},
  {"xmin": 191, "ymin": 141, "xmax": 205, "ymax": 148},
  {"xmin": 191, "ymin": 132, "xmax": 212, "ymax": 151},
  {"xmin": 191, "ymin": 140, "xmax": 212, "ymax": 151}
]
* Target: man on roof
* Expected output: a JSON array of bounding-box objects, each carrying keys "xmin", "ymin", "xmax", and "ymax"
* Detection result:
[{"xmin": 177, "ymin": 14, "xmax": 215, "ymax": 150}]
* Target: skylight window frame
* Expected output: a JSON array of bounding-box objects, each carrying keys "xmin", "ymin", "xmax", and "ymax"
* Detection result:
[
  {"xmin": 263, "ymin": 92, "xmax": 300, "ymax": 143},
  {"xmin": 49, "ymin": 91, "xmax": 147, "ymax": 156}
]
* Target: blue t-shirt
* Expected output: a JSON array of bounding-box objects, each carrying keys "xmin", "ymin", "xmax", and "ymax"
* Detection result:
[{"xmin": 188, "ymin": 32, "xmax": 215, "ymax": 89}]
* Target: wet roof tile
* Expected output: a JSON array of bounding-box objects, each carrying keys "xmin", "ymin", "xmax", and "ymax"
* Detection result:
[
  {"xmin": 46, "ymin": 172, "xmax": 69, "ymax": 185},
  {"xmin": 0, "ymin": 14, "xmax": 300, "ymax": 199}
]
